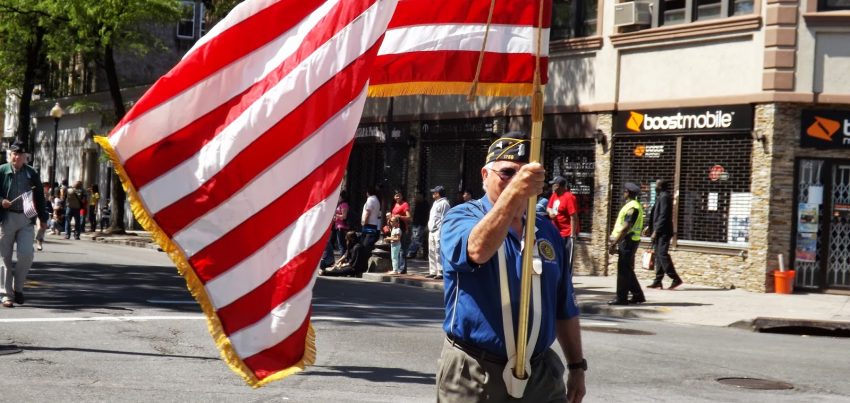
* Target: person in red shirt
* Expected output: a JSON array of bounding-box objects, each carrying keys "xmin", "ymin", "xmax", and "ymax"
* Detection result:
[{"xmin": 547, "ymin": 176, "xmax": 579, "ymax": 268}]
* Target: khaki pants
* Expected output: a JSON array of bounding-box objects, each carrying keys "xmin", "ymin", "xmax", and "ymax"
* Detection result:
[
  {"xmin": 428, "ymin": 233, "xmax": 442, "ymax": 276},
  {"xmin": 0, "ymin": 212, "xmax": 35, "ymax": 301},
  {"xmin": 436, "ymin": 338, "xmax": 567, "ymax": 402}
]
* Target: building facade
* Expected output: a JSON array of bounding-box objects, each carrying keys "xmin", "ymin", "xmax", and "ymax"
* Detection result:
[{"xmin": 352, "ymin": 0, "xmax": 850, "ymax": 293}]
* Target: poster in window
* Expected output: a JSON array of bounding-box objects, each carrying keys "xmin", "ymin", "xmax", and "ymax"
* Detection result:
[
  {"xmin": 707, "ymin": 192, "xmax": 718, "ymax": 211},
  {"xmin": 797, "ymin": 203, "xmax": 819, "ymax": 233},
  {"xmin": 727, "ymin": 192, "xmax": 751, "ymax": 244},
  {"xmin": 796, "ymin": 232, "xmax": 817, "ymax": 262},
  {"xmin": 808, "ymin": 185, "xmax": 823, "ymax": 205}
]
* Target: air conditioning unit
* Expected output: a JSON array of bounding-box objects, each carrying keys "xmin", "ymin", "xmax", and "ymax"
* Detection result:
[{"xmin": 614, "ymin": 2, "xmax": 652, "ymax": 27}]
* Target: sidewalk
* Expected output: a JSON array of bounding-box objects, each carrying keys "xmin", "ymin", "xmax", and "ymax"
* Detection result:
[
  {"xmin": 79, "ymin": 230, "xmax": 159, "ymax": 250},
  {"xmin": 77, "ymin": 231, "xmax": 850, "ymax": 331},
  {"xmin": 363, "ymin": 257, "xmax": 850, "ymax": 331}
]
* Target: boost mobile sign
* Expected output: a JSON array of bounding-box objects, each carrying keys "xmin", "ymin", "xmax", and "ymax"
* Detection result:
[
  {"xmin": 800, "ymin": 110, "xmax": 850, "ymax": 149},
  {"xmin": 615, "ymin": 105, "xmax": 753, "ymax": 134}
]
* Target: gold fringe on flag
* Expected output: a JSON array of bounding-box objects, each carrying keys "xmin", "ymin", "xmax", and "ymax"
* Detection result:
[
  {"xmin": 94, "ymin": 136, "xmax": 316, "ymax": 388},
  {"xmin": 368, "ymin": 82, "xmax": 534, "ymax": 98}
]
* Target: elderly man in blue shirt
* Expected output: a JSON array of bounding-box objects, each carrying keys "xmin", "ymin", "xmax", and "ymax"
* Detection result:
[{"xmin": 437, "ymin": 132, "xmax": 586, "ymax": 402}]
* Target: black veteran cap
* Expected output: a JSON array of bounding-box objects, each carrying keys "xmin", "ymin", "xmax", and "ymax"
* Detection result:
[
  {"xmin": 8, "ymin": 139, "xmax": 27, "ymax": 154},
  {"xmin": 624, "ymin": 182, "xmax": 641, "ymax": 193},
  {"xmin": 485, "ymin": 132, "xmax": 529, "ymax": 165}
]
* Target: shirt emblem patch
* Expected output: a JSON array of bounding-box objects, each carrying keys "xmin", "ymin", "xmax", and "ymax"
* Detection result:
[{"xmin": 537, "ymin": 239, "xmax": 557, "ymax": 262}]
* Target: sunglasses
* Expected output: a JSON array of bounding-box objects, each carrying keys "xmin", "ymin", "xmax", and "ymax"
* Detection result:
[{"xmin": 488, "ymin": 167, "xmax": 518, "ymax": 180}]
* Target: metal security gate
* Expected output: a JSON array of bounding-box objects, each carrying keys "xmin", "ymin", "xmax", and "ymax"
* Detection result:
[
  {"xmin": 794, "ymin": 159, "xmax": 825, "ymax": 289},
  {"xmin": 828, "ymin": 164, "xmax": 850, "ymax": 289},
  {"xmin": 345, "ymin": 139, "xmax": 384, "ymax": 228},
  {"xmin": 793, "ymin": 159, "xmax": 850, "ymax": 291},
  {"xmin": 421, "ymin": 140, "xmax": 488, "ymax": 202},
  {"xmin": 610, "ymin": 136, "xmax": 678, "ymax": 226}
]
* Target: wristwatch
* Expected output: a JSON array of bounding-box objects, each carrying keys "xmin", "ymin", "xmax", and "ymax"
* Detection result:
[{"xmin": 567, "ymin": 358, "xmax": 587, "ymax": 371}]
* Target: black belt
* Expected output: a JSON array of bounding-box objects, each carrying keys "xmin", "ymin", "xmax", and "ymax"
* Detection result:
[{"xmin": 446, "ymin": 334, "xmax": 544, "ymax": 366}]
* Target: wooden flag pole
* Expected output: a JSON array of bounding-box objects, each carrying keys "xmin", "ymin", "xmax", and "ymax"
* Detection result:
[{"xmin": 514, "ymin": 0, "xmax": 546, "ymax": 380}]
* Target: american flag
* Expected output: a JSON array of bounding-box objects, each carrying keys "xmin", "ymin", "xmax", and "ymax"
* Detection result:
[
  {"xmin": 22, "ymin": 190, "xmax": 38, "ymax": 219},
  {"xmin": 368, "ymin": 0, "xmax": 550, "ymax": 97},
  {"xmin": 95, "ymin": 0, "xmax": 398, "ymax": 387}
]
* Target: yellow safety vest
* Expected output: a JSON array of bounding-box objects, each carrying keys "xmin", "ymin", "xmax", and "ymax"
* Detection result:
[{"xmin": 611, "ymin": 199, "xmax": 644, "ymax": 241}]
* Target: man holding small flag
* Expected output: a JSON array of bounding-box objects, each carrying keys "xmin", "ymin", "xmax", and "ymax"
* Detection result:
[{"xmin": 0, "ymin": 139, "xmax": 49, "ymax": 308}]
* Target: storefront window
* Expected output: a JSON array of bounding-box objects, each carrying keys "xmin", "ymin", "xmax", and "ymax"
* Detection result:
[
  {"xmin": 611, "ymin": 134, "xmax": 753, "ymax": 246},
  {"xmin": 677, "ymin": 135, "xmax": 752, "ymax": 244},
  {"xmin": 544, "ymin": 141, "xmax": 596, "ymax": 234}
]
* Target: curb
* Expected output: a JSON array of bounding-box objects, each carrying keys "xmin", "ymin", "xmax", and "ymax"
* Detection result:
[
  {"xmin": 85, "ymin": 235, "xmax": 160, "ymax": 250},
  {"xmin": 361, "ymin": 272, "xmax": 445, "ymax": 291},
  {"xmin": 729, "ymin": 317, "xmax": 850, "ymax": 332},
  {"xmin": 577, "ymin": 301, "xmax": 658, "ymax": 320}
]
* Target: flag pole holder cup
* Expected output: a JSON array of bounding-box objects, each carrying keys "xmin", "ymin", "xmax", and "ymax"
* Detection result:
[{"xmin": 773, "ymin": 270, "xmax": 796, "ymax": 294}]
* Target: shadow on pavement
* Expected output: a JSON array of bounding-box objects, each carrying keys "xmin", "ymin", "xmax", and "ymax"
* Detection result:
[
  {"xmin": 308, "ymin": 365, "xmax": 435, "ymax": 385},
  {"xmin": 22, "ymin": 345, "xmax": 218, "ymax": 361},
  {"xmin": 27, "ymin": 261, "xmax": 196, "ymax": 313}
]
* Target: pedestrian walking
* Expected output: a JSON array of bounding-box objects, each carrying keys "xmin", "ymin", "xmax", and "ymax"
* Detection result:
[
  {"xmin": 0, "ymin": 140, "xmax": 49, "ymax": 308},
  {"xmin": 426, "ymin": 185, "xmax": 450, "ymax": 279},
  {"xmin": 87, "ymin": 184, "xmax": 100, "ymax": 232},
  {"xmin": 437, "ymin": 132, "xmax": 586, "ymax": 402},
  {"xmin": 547, "ymin": 176, "xmax": 579, "ymax": 269},
  {"xmin": 607, "ymin": 182, "xmax": 646, "ymax": 305},
  {"xmin": 644, "ymin": 179, "xmax": 684, "ymax": 290},
  {"xmin": 64, "ymin": 181, "xmax": 85, "ymax": 240}
]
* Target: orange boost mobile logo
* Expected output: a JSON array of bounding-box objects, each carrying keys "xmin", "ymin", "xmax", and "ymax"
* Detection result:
[
  {"xmin": 626, "ymin": 111, "xmax": 644, "ymax": 132},
  {"xmin": 633, "ymin": 144, "xmax": 646, "ymax": 157},
  {"xmin": 807, "ymin": 116, "xmax": 840, "ymax": 141}
]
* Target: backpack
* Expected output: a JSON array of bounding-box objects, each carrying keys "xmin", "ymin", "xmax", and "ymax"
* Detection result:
[{"xmin": 66, "ymin": 189, "xmax": 82, "ymax": 209}]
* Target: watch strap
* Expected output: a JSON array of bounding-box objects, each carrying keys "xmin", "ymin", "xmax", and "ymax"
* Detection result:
[{"xmin": 567, "ymin": 358, "xmax": 587, "ymax": 371}]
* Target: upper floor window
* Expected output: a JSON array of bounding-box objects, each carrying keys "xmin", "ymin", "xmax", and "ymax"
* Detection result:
[
  {"xmin": 177, "ymin": 1, "xmax": 197, "ymax": 39},
  {"xmin": 551, "ymin": 0, "xmax": 599, "ymax": 40},
  {"xmin": 819, "ymin": 0, "xmax": 850, "ymax": 10},
  {"xmin": 646, "ymin": 0, "xmax": 754, "ymax": 28}
]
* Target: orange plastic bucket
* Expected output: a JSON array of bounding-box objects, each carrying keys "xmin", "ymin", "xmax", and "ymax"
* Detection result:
[{"xmin": 773, "ymin": 270, "xmax": 795, "ymax": 294}]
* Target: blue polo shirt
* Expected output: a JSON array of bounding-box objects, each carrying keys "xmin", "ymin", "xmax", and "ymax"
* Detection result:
[{"xmin": 441, "ymin": 196, "xmax": 580, "ymax": 359}]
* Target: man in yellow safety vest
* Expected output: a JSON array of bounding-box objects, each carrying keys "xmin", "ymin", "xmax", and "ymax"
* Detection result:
[{"xmin": 607, "ymin": 182, "xmax": 646, "ymax": 305}]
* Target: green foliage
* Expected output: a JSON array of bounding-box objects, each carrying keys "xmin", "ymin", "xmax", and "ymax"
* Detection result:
[
  {"xmin": 202, "ymin": 0, "xmax": 241, "ymax": 22},
  {"xmin": 0, "ymin": 0, "xmax": 53, "ymax": 95},
  {"xmin": 46, "ymin": 0, "xmax": 183, "ymax": 64}
]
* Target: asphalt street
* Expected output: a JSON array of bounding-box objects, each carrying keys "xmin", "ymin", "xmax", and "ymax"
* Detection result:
[{"xmin": 1, "ymin": 238, "xmax": 849, "ymax": 402}]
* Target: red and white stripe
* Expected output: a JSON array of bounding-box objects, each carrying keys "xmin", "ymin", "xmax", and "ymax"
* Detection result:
[
  {"xmin": 101, "ymin": 0, "xmax": 398, "ymax": 386},
  {"xmin": 368, "ymin": 0, "xmax": 550, "ymax": 97}
]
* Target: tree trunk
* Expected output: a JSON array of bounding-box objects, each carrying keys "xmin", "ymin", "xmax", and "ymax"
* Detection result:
[
  {"xmin": 104, "ymin": 43, "xmax": 127, "ymax": 234},
  {"xmin": 16, "ymin": 26, "xmax": 45, "ymax": 147}
]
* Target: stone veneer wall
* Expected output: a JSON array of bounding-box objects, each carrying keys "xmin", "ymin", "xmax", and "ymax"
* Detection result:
[
  {"xmin": 573, "ymin": 113, "xmax": 613, "ymax": 276},
  {"xmin": 636, "ymin": 103, "xmax": 849, "ymax": 292}
]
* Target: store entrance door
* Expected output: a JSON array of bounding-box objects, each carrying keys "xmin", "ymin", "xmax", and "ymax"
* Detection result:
[
  {"xmin": 795, "ymin": 159, "xmax": 850, "ymax": 291},
  {"xmin": 827, "ymin": 164, "xmax": 850, "ymax": 289}
]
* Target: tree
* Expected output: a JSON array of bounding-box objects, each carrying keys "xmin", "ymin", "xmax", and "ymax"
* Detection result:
[
  {"xmin": 51, "ymin": 0, "xmax": 182, "ymax": 233},
  {"xmin": 0, "ymin": 1, "xmax": 57, "ymax": 146}
]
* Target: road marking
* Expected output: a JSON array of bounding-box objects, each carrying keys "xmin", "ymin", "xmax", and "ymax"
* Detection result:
[
  {"xmin": 311, "ymin": 315, "xmax": 442, "ymax": 324},
  {"xmin": 147, "ymin": 299, "xmax": 198, "ymax": 304},
  {"xmin": 0, "ymin": 315, "xmax": 205, "ymax": 323},
  {"xmin": 312, "ymin": 303, "xmax": 443, "ymax": 311}
]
